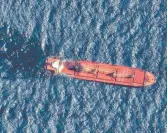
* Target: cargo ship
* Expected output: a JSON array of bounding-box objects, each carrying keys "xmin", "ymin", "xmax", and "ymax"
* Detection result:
[{"xmin": 44, "ymin": 57, "xmax": 155, "ymax": 87}]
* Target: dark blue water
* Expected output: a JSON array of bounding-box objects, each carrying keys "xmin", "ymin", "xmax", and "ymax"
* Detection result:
[{"xmin": 0, "ymin": 0, "xmax": 166, "ymax": 132}]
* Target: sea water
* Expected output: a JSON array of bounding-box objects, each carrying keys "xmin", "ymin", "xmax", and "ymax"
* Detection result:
[{"xmin": 0, "ymin": 0, "xmax": 166, "ymax": 132}]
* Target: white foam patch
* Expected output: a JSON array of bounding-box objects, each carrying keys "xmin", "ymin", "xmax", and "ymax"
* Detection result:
[
  {"xmin": 115, "ymin": 42, "xmax": 123, "ymax": 65},
  {"xmin": 131, "ymin": 45, "xmax": 138, "ymax": 68},
  {"xmin": 41, "ymin": 4, "xmax": 51, "ymax": 51},
  {"xmin": 25, "ymin": 22, "xmax": 35, "ymax": 39}
]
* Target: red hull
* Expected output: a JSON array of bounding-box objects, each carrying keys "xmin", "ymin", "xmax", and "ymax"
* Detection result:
[{"xmin": 44, "ymin": 57, "xmax": 155, "ymax": 87}]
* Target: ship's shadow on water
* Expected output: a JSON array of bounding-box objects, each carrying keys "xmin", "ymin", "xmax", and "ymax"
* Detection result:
[{"xmin": 0, "ymin": 24, "xmax": 46, "ymax": 80}]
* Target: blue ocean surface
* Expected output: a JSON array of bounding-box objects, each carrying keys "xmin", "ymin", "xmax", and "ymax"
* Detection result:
[{"xmin": 0, "ymin": 0, "xmax": 166, "ymax": 132}]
